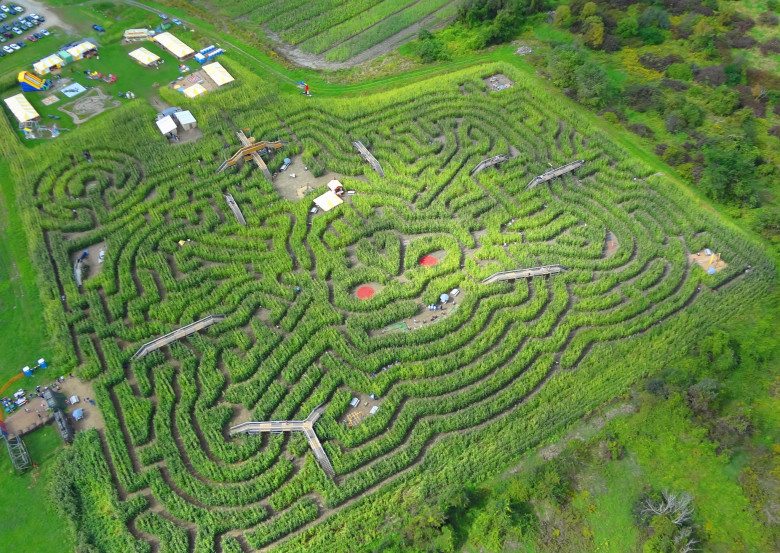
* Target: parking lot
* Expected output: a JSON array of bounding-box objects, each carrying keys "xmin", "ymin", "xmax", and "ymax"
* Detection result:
[{"xmin": 0, "ymin": 2, "xmax": 53, "ymax": 59}]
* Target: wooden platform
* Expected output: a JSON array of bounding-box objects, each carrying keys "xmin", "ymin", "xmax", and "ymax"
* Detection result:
[
  {"xmin": 471, "ymin": 153, "xmax": 510, "ymax": 176},
  {"xmin": 525, "ymin": 160, "xmax": 585, "ymax": 189},
  {"xmin": 224, "ymin": 194, "xmax": 246, "ymax": 226},
  {"xmin": 482, "ymin": 264, "xmax": 569, "ymax": 284},
  {"xmin": 352, "ymin": 140, "xmax": 384, "ymax": 177},
  {"xmin": 132, "ymin": 314, "xmax": 226, "ymax": 359}
]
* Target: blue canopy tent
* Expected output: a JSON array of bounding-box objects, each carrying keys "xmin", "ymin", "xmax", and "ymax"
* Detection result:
[
  {"xmin": 72, "ymin": 409, "xmax": 84, "ymax": 421},
  {"xmin": 440, "ymin": 293, "xmax": 450, "ymax": 303}
]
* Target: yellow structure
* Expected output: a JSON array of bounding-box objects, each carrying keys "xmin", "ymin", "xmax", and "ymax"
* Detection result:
[
  {"xmin": 3, "ymin": 93, "xmax": 40, "ymax": 123},
  {"xmin": 153, "ymin": 32, "xmax": 194, "ymax": 60},
  {"xmin": 129, "ymin": 47, "xmax": 160, "ymax": 66},
  {"xmin": 183, "ymin": 83, "xmax": 207, "ymax": 99},
  {"xmin": 202, "ymin": 62, "xmax": 234, "ymax": 87}
]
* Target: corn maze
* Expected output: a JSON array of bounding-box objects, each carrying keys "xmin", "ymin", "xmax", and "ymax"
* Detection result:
[{"xmin": 7, "ymin": 63, "xmax": 773, "ymax": 553}]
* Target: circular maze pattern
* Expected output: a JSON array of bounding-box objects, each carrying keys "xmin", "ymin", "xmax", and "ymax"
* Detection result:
[{"xmin": 24, "ymin": 67, "xmax": 771, "ymax": 553}]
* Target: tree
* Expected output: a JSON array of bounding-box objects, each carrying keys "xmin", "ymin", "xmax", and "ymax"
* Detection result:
[
  {"xmin": 700, "ymin": 136, "xmax": 759, "ymax": 203},
  {"xmin": 583, "ymin": 16, "xmax": 605, "ymax": 48},
  {"xmin": 553, "ymin": 4, "xmax": 571, "ymax": 27},
  {"xmin": 707, "ymin": 85, "xmax": 740, "ymax": 115},
  {"xmin": 575, "ymin": 61, "xmax": 610, "ymax": 106},
  {"xmin": 666, "ymin": 62, "xmax": 693, "ymax": 81},
  {"xmin": 640, "ymin": 26, "xmax": 665, "ymax": 45},
  {"xmin": 547, "ymin": 44, "xmax": 585, "ymax": 89},
  {"xmin": 638, "ymin": 6, "xmax": 670, "ymax": 29},
  {"xmin": 581, "ymin": 1, "xmax": 597, "ymax": 18},
  {"xmin": 616, "ymin": 16, "xmax": 639, "ymax": 38}
]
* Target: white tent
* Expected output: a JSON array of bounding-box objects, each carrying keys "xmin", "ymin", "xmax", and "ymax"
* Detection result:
[
  {"xmin": 123, "ymin": 28, "xmax": 151, "ymax": 41},
  {"xmin": 32, "ymin": 54, "xmax": 64, "ymax": 75},
  {"xmin": 174, "ymin": 110, "xmax": 196, "ymax": 129},
  {"xmin": 313, "ymin": 190, "xmax": 344, "ymax": 212},
  {"xmin": 156, "ymin": 115, "xmax": 177, "ymax": 135},
  {"xmin": 3, "ymin": 94, "xmax": 40, "ymax": 123},
  {"xmin": 153, "ymin": 32, "xmax": 194, "ymax": 59},
  {"xmin": 202, "ymin": 62, "xmax": 234, "ymax": 87},
  {"xmin": 183, "ymin": 83, "xmax": 206, "ymax": 98},
  {"xmin": 66, "ymin": 41, "xmax": 97, "ymax": 61},
  {"xmin": 129, "ymin": 47, "xmax": 160, "ymax": 66}
]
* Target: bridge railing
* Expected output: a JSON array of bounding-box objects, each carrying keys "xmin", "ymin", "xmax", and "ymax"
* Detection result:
[{"xmin": 132, "ymin": 314, "xmax": 226, "ymax": 360}]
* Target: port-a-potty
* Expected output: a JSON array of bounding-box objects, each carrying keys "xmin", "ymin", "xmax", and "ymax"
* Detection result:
[
  {"xmin": 22, "ymin": 366, "xmax": 33, "ymax": 377},
  {"xmin": 37, "ymin": 358, "xmax": 47, "ymax": 369}
]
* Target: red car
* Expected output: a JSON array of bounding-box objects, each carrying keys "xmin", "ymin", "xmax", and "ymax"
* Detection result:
[{"xmin": 26, "ymin": 33, "xmax": 35, "ymax": 41}]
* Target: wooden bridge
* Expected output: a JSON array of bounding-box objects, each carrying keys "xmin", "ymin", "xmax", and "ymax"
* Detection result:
[
  {"xmin": 471, "ymin": 153, "xmax": 510, "ymax": 176},
  {"xmin": 224, "ymin": 194, "xmax": 246, "ymax": 226},
  {"xmin": 131, "ymin": 314, "xmax": 226, "ymax": 360},
  {"xmin": 482, "ymin": 264, "xmax": 569, "ymax": 284},
  {"xmin": 525, "ymin": 160, "xmax": 585, "ymax": 189},
  {"xmin": 217, "ymin": 131, "xmax": 286, "ymax": 180},
  {"xmin": 352, "ymin": 140, "xmax": 384, "ymax": 177},
  {"xmin": 230, "ymin": 404, "xmax": 335, "ymax": 477}
]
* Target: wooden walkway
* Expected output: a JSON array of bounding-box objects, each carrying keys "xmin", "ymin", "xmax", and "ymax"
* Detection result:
[
  {"xmin": 230, "ymin": 404, "xmax": 335, "ymax": 477},
  {"xmin": 217, "ymin": 131, "xmax": 285, "ymax": 181},
  {"xmin": 482, "ymin": 264, "xmax": 569, "ymax": 284},
  {"xmin": 352, "ymin": 140, "xmax": 384, "ymax": 177},
  {"xmin": 525, "ymin": 160, "xmax": 585, "ymax": 189},
  {"xmin": 471, "ymin": 154, "xmax": 510, "ymax": 176},
  {"xmin": 224, "ymin": 194, "xmax": 246, "ymax": 226},
  {"xmin": 131, "ymin": 314, "xmax": 226, "ymax": 359}
]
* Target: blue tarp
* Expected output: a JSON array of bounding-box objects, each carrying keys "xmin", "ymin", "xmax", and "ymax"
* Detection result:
[{"xmin": 72, "ymin": 409, "xmax": 84, "ymax": 420}]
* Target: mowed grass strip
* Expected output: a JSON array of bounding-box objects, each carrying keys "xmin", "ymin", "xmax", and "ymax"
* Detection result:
[
  {"xmin": 324, "ymin": 0, "xmax": 457, "ymax": 61},
  {"xmin": 299, "ymin": 0, "xmax": 420, "ymax": 54}
]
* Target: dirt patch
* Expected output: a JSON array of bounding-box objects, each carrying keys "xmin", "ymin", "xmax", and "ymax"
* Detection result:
[
  {"xmin": 340, "ymin": 392, "xmax": 383, "ymax": 428},
  {"xmin": 373, "ymin": 289, "xmax": 463, "ymax": 336},
  {"xmin": 355, "ymin": 282, "xmax": 384, "ymax": 300},
  {"xmin": 691, "ymin": 249, "xmax": 728, "ymax": 273},
  {"xmin": 484, "ymin": 73, "xmax": 515, "ymax": 92},
  {"xmin": 3, "ymin": 374, "xmax": 103, "ymax": 437},
  {"xmin": 603, "ymin": 229, "xmax": 618, "ymax": 258},
  {"xmin": 19, "ymin": 0, "xmax": 77, "ymax": 35},
  {"xmin": 59, "ymin": 87, "xmax": 121, "ymax": 124},
  {"xmin": 70, "ymin": 241, "xmax": 107, "ymax": 281},
  {"xmin": 272, "ymin": 155, "xmax": 363, "ymax": 202}
]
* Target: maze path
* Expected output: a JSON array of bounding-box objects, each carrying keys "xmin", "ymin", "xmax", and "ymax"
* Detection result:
[{"xmin": 20, "ymin": 67, "xmax": 771, "ymax": 553}]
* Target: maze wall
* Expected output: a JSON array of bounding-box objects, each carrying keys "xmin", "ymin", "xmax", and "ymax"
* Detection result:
[{"xmin": 16, "ymin": 64, "xmax": 773, "ymax": 552}]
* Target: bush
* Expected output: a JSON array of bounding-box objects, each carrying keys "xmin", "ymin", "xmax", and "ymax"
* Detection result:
[
  {"xmin": 666, "ymin": 62, "xmax": 693, "ymax": 81},
  {"xmin": 640, "ymin": 27, "xmax": 665, "ymax": 45}
]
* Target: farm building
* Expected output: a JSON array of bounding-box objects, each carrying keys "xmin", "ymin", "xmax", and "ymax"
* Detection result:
[
  {"xmin": 313, "ymin": 190, "xmax": 344, "ymax": 212},
  {"xmin": 155, "ymin": 115, "xmax": 177, "ymax": 135},
  {"xmin": 202, "ymin": 62, "xmax": 234, "ymax": 87},
  {"xmin": 153, "ymin": 32, "xmax": 194, "ymax": 60},
  {"xmin": 129, "ymin": 47, "xmax": 160, "ymax": 67},
  {"xmin": 183, "ymin": 83, "xmax": 207, "ymax": 98},
  {"xmin": 123, "ymin": 28, "xmax": 153, "ymax": 42},
  {"xmin": 33, "ymin": 54, "xmax": 65, "ymax": 75},
  {"xmin": 66, "ymin": 41, "xmax": 98, "ymax": 61},
  {"xmin": 174, "ymin": 110, "xmax": 197, "ymax": 130},
  {"xmin": 3, "ymin": 94, "xmax": 40, "ymax": 124}
]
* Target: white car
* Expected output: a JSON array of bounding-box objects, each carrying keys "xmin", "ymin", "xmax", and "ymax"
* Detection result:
[
  {"xmin": 11, "ymin": 26, "xmax": 20, "ymax": 34},
  {"xmin": 2, "ymin": 44, "xmax": 12, "ymax": 53},
  {"xmin": 40, "ymin": 28, "xmax": 49, "ymax": 36},
  {"xmin": 9, "ymin": 41, "xmax": 18, "ymax": 49},
  {"xmin": 29, "ymin": 13, "xmax": 39, "ymax": 20},
  {"xmin": 158, "ymin": 13, "xmax": 167, "ymax": 19},
  {"xmin": 0, "ymin": 6, "xmax": 10, "ymax": 14}
]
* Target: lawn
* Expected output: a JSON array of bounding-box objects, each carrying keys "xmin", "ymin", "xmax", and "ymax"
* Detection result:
[
  {"xmin": 0, "ymin": 158, "xmax": 54, "ymax": 385},
  {"xmin": 0, "ymin": 425, "xmax": 73, "ymax": 553}
]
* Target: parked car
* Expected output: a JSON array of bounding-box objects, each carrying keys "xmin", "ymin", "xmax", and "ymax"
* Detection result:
[
  {"xmin": 172, "ymin": 18, "xmax": 182, "ymax": 25},
  {"xmin": 11, "ymin": 4, "xmax": 22, "ymax": 13},
  {"xmin": 1, "ymin": 23, "xmax": 9, "ymax": 30},
  {"xmin": 11, "ymin": 26, "xmax": 21, "ymax": 34},
  {"xmin": 15, "ymin": 40, "xmax": 23, "ymax": 47},
  {"xmin": 26, "ymin": 33, "xmax": 34, "ymax": 41},
  {"xmin": 29, "ymin": 13, "xmax": 39, "ymax": 20},
  {"xmin": 0, "ymin": 12, "xmax": 7, "ymax": 20},
  {"xmin": 158, "ymin": 13, "xmax": 167, "ymax": 19},
  {"xmin": 0, "ymin": 49, "xmax": 5, "ymax": 57},
  {"xmin": 2, "ymin": 31, "xmax": 11, "ymax": 38},
  {"xmin": 0, "ymin": 6, "xmax": 10, "ymax": 14},
  {"xmin": 40, "ymin": 28, "xmax": 49, "ymax": 36},
  {"xmin": 0, "ymin": 36, "xmax": 5, "ymax": 42},
  {"xmin": 2, "ymin": 44, "xmax": 12, "ymax": 53},
  {"xmin": 19, "ymin": 21, "xmax": 29, "ymax": 29},
  {"xmin": 36, "ymin": 15, "xmax": 44, "ymax": 22},
  {"xmin": 33, "ymin": 31, "xmax": 41, "ymax": 39},
  {"xmin": 92, "ymin": 24, "xmax": 104, "ymax": 32},
  {"xmin": 9, "ymin": 41, "xmax": 19, "ymax": 49}
]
